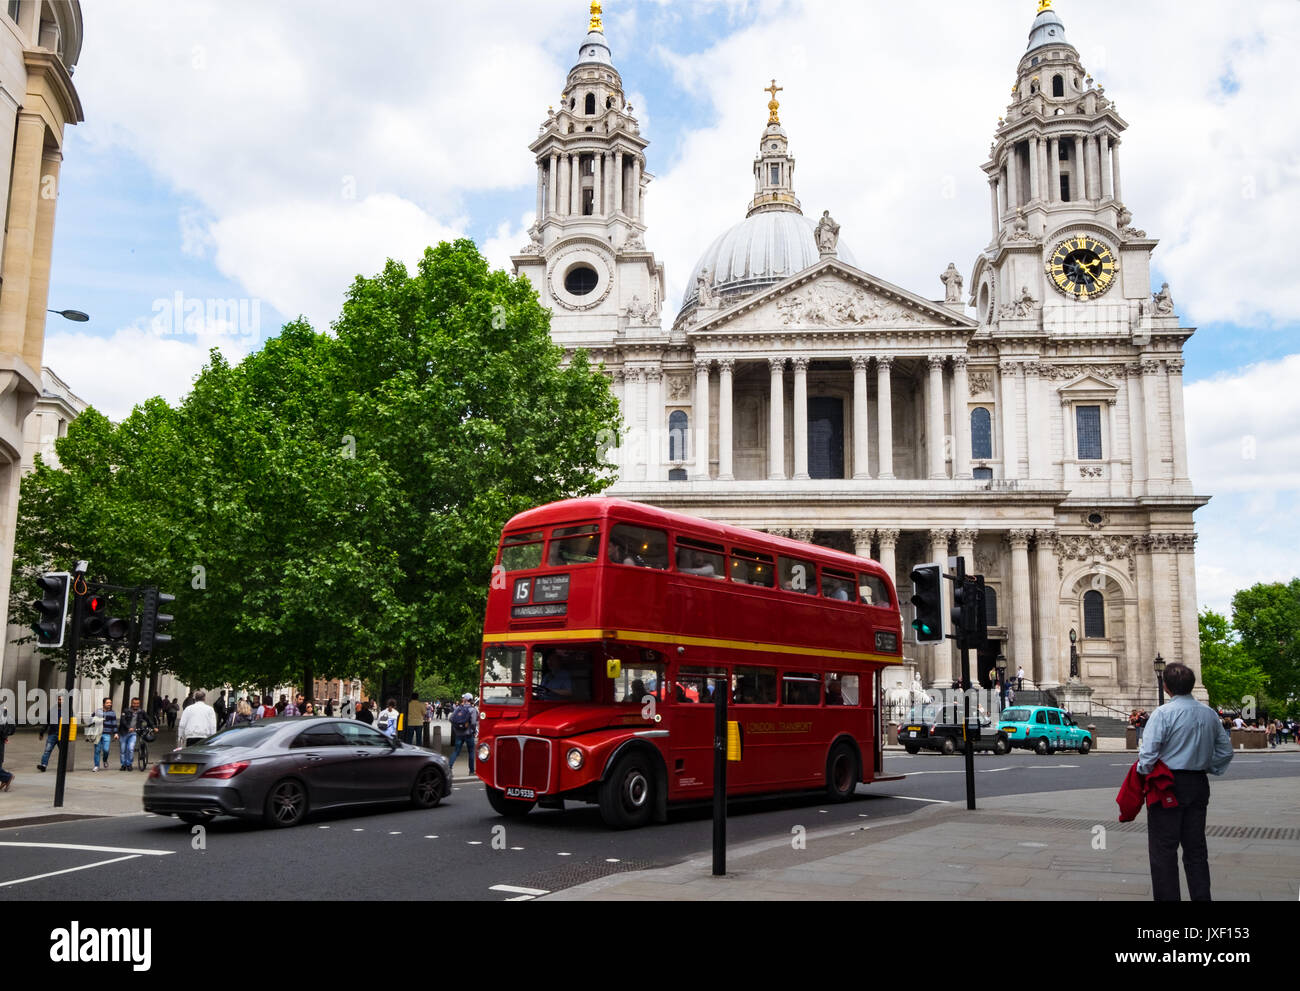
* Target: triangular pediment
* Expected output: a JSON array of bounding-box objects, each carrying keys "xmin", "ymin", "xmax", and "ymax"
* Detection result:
[
  {"xmin": 1059, "ymin": 373, "xmax": 1119, "ymax": 398},
  {"xmin": 687, "ymin": 257, "xmax": 977, "ymax": 337}
]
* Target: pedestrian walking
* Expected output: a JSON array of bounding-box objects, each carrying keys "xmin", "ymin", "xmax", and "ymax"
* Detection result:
[
  {"xmin": 1016, "ymin": 665, "xmax": 1024, "ymax": 692},
  {"xmin": 118, "ymin": 697, "xmax": 154, "ymax": 771},
  {"xmin": 376, "ymin": 699, "xmax": 401, "ymax": 740},
  {"xmin": 357, "ymin": 700, "xmax": 375, "ymax": 725},
  {"xmin": 166, "ymin": 698, "xmax": 178, "ymax": 729},
  {"xmin": 37, "ymin": 696, "xmax": 67, "ymax": 772},
  {"xmin": 90, "ymin": 698, "xmax": 118, "ymax": 771},
  {"xmin": 0, "ymin": 701, "xmax": 15, "ymax": 791},
  {"xmin": 213, "ymin": 691, "xmax": 228, "ymax": 730},
  {"xmin": 176, "ymin": 690, "xmax": 217, "ymax": 747},
  {"xmin": 447, "ymin": 693, "xmax": 478, "ymax": 773},
  {"xmin": 406, "ymin": 693, "xmax": 425, "ymax": 746},
  {"xmin": 1135, "ymin": 662, "xmax": 1233, "ymax": 901}
]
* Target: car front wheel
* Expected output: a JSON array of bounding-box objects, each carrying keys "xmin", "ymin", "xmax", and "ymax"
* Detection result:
[
  {"xmin": 411, "ymin": 766, "xmax": 445, "ymax": 808},
  {"xmin": 1078, "ymin": 737, "xmax": 1092, "ymax": 755}
]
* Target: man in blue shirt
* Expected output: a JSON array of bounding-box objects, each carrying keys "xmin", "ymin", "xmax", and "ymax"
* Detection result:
[{"xmin": 1136, "ymin": 662, "xmax": 1234, "ymax": 901}]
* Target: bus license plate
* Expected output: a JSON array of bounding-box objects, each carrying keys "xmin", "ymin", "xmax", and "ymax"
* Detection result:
[{"xmin": 506, "ymin": 787, "xmax": 536, "ymax": 800}]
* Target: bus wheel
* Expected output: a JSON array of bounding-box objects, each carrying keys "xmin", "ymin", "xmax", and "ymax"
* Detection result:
[
  {"xmin": 486, "ymin": 787, "xmax": 535, "ymax": 819},
  {"xmin": 825, "ymin": 743, "xmax": 858, "ymax": 802},
  {"xmin": 599, "ymin": 752, "xmax": 655, "ymax": 829}
]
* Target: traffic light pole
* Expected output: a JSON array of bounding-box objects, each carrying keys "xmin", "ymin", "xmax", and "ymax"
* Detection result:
[
  {"xmin": 54, "ymin": 562, "xmax": 89, "ymax": 809},
  {"xmin": 952, "ymin": 556, "xmax": 976, "ymax": 811}
]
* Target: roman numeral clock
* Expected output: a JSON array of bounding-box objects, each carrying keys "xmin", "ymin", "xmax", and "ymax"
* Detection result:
[{"xmin": 1048, "ymin": 235, "xmax": 1116, "ymax": 299}]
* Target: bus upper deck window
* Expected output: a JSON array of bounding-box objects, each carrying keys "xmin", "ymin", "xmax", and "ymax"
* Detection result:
[
  {"xmin": 779, "ymin": 556, "xmax": 818, "ymax": 595},
  {"xmin": 858, "ymin": 573, "xmax": 892, "ymax": 607},
  {"xmin": 500, "ymin": 531, "xmax": 545, "ymax": 571},
  {"xmin": 730, "ymin": 549, "xmax": 775, "ymax": 587},
  {"xmin": 675, "ymin": 537, "xmax": 725, "ymax": 578},
  {"xmin": 608, "ymin": 524, "xmax": 669, "ymax": 570},
  {"xmin": 821, "ymin": 569, "xmax": 856, "ymax": 602},
  {"xmin": 548, "ymin": 524, "xmax": 601, "ymax": 566}
]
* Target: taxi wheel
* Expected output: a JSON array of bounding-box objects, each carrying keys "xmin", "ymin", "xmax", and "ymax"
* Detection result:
[
  {"xmin": 264, "ymin": 778, "xmax": 308, "ymax": 828},
  {"xmin": 940, "ymin": 736, "xmax": 957, "ymax": 756},
  {"xmin": 411, "ymin": 766, "xmax": 445, "ymax": 809},
  {"xmin": 825, "ymin": 742, "xmax": 858, "ymax": 802},
  {"xmin": 1034, "ymin": 737, "xmax": 1053, "ymax": 756},
  {"xmin": 904, "ymin": 744, "xmax": 920, "ymax": 755},
  {"xmin": 486, "ymin": 787, "xmax": 535, "ymax": 819},
  {"xmin": 599, "ymin": 751, "xmax": 655, "ymax": 829},
  {"xmin": 1078, "ymin": 737, "xmax": 1092, "ymax": 755}
]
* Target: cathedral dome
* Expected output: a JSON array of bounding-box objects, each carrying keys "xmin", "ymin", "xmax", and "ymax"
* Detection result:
[{"xmin": 679, "ymin": 211, "xmax": 858, "ymax": 315}]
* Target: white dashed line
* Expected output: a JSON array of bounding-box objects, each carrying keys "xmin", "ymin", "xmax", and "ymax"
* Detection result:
[
  {"xmin": 886, "ymin": 795, "xmax": 950, "ymax": 804},
  {"xmin": 490, "ymin": 884, "xmax": 550, "ymax": 901},
  {"xmin": 557, "ymin": 852, "xmax": 572, "ymax": 856},
  {"xmin": 0, "ymin": 842, "xmax": 173, "ymax": 856},
  {"xmin": 0, "ymin": 855, "xmax": 145, "ymax": 888},
  {"xmin": 468, "ymin": 841, "xmax": 483, "ymax": 845},
  {"xmin": 424, "ymin": 835, "xmax": 438, "ymax": 839}
]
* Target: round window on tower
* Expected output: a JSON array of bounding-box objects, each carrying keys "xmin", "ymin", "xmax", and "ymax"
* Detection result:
[{"xmin": 565, "ymin": 265, "xmax": 599, "ymax": 297}]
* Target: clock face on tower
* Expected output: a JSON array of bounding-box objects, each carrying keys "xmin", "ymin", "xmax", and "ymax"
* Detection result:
[{"xmin": 1048, "ymin": 235, "xmax": 1117, "ymax": 299}]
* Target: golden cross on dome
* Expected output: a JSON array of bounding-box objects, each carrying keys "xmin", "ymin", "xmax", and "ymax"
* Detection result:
[
  {"xmin": 1037, "ymin": 0, "xmax": 1053, "ymax": 12},
  {"xmin": 590, "ymin": 1, "xmax": 603, "ymax": 33},
  {"xmin": 765, "ymin": 79, "xmax": 783, "ymax": 125}
]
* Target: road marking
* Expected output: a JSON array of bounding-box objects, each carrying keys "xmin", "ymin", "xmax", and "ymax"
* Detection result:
[
  {"xmin": 491, "ymin": 884, "xmax": 549, "ymax": 897},
  {"xmin": 894, "ymin": 769, "xmax": 963, "ymax": 776},
  {"xmin": 0, "ymin": 841, "xmax": 173, "ymax": 856},
  {"xmin": 979, "ymin": 766, "xmax": 1014, "ymax": 773},
  {"xmin": 0, "ymin": 854, "xmax": 144, "ymax": 888},
  {"xmin": 886, "ymin": 795, "xmax": 949, "ymax": 804},
  {"xmin": 557, "ymin": 851, "xmax": 572, "ymax": 856},
  {"xmin": 467, "ymin": 841, "xmax": 483, "ymax": 845}
]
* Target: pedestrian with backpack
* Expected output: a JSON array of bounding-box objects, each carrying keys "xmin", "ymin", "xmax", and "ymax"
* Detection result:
[
  {"xmin": 376, "ymin": 699, "xmax": 401, "ymax": 740},
  {"xmin": 448, "ymin": 693, "xmax": 478, "ymax": 773}
]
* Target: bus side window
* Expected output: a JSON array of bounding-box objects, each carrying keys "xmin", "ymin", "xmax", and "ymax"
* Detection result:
[
  {"xmin": 732, "ymin": 666, "xmax": 776, "ymax": 704},
  {"xmin": 821, "ymin": 569, "xmax": 856, "ymax": 602},
  {"xmin": 825, "ymin": 673, "xmax": 860, "ymax": 706},
  {"xmin": 858, "ymin": 573, "xmax": 891, "ymax": 607},
  {"xmin": 609, "ymin": 524, "xmax": 669, "ymax": 570},
  {"xmin": 678, "ymin": 667, "xmax": 725, "ymax": 704}
]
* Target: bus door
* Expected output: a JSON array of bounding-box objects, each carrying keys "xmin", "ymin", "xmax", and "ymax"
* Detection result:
[{"xmin": 669, "ymin": 665, "xmax": 727, "ymax": 797}]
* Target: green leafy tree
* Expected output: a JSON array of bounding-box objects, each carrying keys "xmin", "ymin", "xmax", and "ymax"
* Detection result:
[
  {"xmin": 1231, "ymin": 579, "xmax": 1300, "ymax": 701},
  {"xmin": 1198, "ymin": 609, "xmax": 1265, "ymax": 710}
]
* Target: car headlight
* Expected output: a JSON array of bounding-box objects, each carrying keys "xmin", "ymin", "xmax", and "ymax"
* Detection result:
[
  {"xmin": 477, "ymin": 743, "xmax": 490, "ymax": 762},
  {"xmin": 566, "ymin": 748, "xmax": 584, "ymax": 771}
]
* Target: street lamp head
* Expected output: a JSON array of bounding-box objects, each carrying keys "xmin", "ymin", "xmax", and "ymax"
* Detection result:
[
  {"xmin": 1069, "ymin": 627, "xmax": 1078, "ymax": 645},
  {"xmin": 995, "ymin": 653, "xmax": 1007, "ymax": 673},
  {"xmin": 48, "ymin": 309, "xmax": 90, "ymax": 323},
  {"xmin": 1154, "ymin": 652, "xmax": 1165, "ymax": 674}
]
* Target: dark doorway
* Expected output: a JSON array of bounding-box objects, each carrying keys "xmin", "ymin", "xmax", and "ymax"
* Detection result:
[{"xmin": 808, "ymin": 397, "xmax": 844, "ymax": 479}]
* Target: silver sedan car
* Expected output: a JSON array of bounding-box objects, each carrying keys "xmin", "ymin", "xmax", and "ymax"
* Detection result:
[{"xmin": 143, "ymin": 717, "xmax": 450, "ymax": 827}]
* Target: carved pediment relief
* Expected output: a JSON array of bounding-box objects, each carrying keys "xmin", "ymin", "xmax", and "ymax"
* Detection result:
[{"xmin": 774, "ymin": 281, "xmax": 930, "ymax": 328}]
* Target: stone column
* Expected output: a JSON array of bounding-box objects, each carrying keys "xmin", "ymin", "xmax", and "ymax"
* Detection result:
[
  {"xmin": 23, "ymin": 150, "xmax": 62, "ymax": 372},
  {"xmin": 852, "ymin": 355, "xmax": 871, "ymax": 479},
  {"xmin": 1060, "ymin": 395, "xmax": 1076, "ymax": 462},
  {"xmin": 1175, "ymin": 534, "xmax": 1201, "ymax": 674},
  {"xmin": 989, "ymin": 179, "xmax": 1001, "ymax": 240},
  {"xmin": 1167, "ymin": 359, "xmax": 1189, "ymax": 483},
  {"xmin": 792, "ymin": 357, "xmax": 810, "ymax": 480},
  {"xmin": 0, "ymin": 113, "xmax": 48, "ymax": 356},
  {"xmin": 1100, "ymin": 133, "xmax": 1113, "ymax": 200},
  {"xmin": 645, "ymin": 367, "xmax": 663, "ymax": 481},
  {"xmin": 999, "ymin": 360, "xmax": 1020, "ymax": 480},
  {"xmin": 693, "ymin": 358, "xmax": 711, "ymax": 480},
  {"xmin": 997, "ymin": 173, "xmax": 1007, "ymax": 219},
  {"xmin": 548, "ymin": 153, "xmax": 559, "ymax": 216},
  {"xmin": 536, "ymin": 165, "xmax": 545, "ymax": 220},
  {"xmin": 1149, "ymin": 534, "xmax": 1175, "ymax": 670},
  {"xmin": 594, "ymin": 152, "xmax": 604, "ymax": 216},
  {"xmin": 1048, "ymin": 137, "xmax": 1060, "ymax": 203},
  {"xmin": 570, "ymin": 154, "xmax": 581, "ymax": 216},
  {"xmin": 614, "ymin": 150, "xmax": 624, "ymax": 214},
  {"xmin": 1125, "ymin": 364, "xmax": 1147, "ymax": 489},
  {"xmin": 1111, "ymin": 138, "xmax": 1123, "ymax": 203},
  {"xmin": 930, "ymin": 529, "xmax": 955, "ymax": 683},
  {"xmin": 717, "ymin": 358, "xmax": 735, "ymax": 481},
  {"xmin": 1035, "ymin": 531, "xmax": 1061, "ymax": 686},
  {"xmin": 955, "ymin": 529, "xmax": 977, "ymax": 577},
  {"xmin": 1008, "ymin": 530, "xmax": 1034, "ymax": 681},
  {"xmin": 1028, "ymin": 136, "xmax": 1040, "ymax": 202},
  {"xmin": 952, "ymin": 356, "xmax": 971, "ymax": 479},
  {"xmin": 876, "ymin": 529, "xmax": 900, "ymax": 589},
  {"xmin": 627, "ymin": 367, "xmax": 647, "ymax": 480},
  {"xmin": 852, "ymin": 528, "xmax": 874, "ymax": 559},
  {"xmin": 1134, "ymin": 536, "xmax": 1156, "ymax": 688},
  {"xmin": 631, "ymin": 156, "xmax": 642, "ymax": 221},
  {"xmin": 1076, "ymin": 134, "xmax": 1088, "ymax": 202},
  {"xmin": 1005, "ymin": 148, "xmax": 1019, "ymax": 211},
  {"xmin": 768, "ymin": 357, "xmax": 786, "ymax": 480},
  {"xmin": 927, "ymin": 355, "xmax": 947, "ymax": 479},
  {"xmin": 1039, "ymin": 138, "xmax": 1050, "ymax": 205},
  {"xmin": 1024, "ymin": 361, "xmax": 1048, "ymax": 480},
  {"xmin": 876, "ymin": 356, "xmax": 895, "ymax": 479},
  {"xmin": 1141, "ymin": 359, "xmax": 1164, "ymax": 484}
]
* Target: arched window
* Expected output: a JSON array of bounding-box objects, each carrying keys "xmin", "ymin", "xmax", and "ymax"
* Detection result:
[
  {"xmin": 971, "ymin": 408, "xmax": 993, "ymax": 460},
  {"xmin": 984, "ymin": 586, "xmax": 999, "ymax": 627},
  {"xmin": 1052, "ymin": 75, "xmax": 1065, "ymax": 98},
  {"xmin": 668, "ymin": 411, "xmax": 689, "ymax": 462},
  {"xmin": 584, "ymin": 93, "xmax": 596, "ymax": 116},
  {"xmin": 1083, "ymin": 590, "xmax": 1105, "ymax": 638}
]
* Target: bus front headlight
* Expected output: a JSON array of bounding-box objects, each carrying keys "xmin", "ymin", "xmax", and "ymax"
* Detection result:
[
  {"xmin": 477, "ymin": 743, "xmax": 490, "ymax": 762},
  {"xmin": 566, "ymin": 748, "xmax": 584, "ymax": 771}
]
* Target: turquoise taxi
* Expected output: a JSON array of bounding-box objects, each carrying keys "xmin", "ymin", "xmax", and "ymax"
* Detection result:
[{"xmin": 998, "ymin": 705, "xmax": 1092, "ymax": 755}]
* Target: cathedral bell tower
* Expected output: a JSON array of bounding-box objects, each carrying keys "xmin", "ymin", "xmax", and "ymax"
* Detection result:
[
  {"xmin": 513, "ymin": 2, "xmax": 666, "ymax": 349},
  {"xmin": 970, "ymin": 0, "xmax": 1160, "ymax": 335},
  {"xmin": 748, "ymin": 81, "xmax": 802, "ymax": 217}
]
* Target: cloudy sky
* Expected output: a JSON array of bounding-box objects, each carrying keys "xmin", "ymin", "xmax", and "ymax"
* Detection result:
[{"xmin": 42, "ymin": 0, "xmax": 1300, "ymax": 614}]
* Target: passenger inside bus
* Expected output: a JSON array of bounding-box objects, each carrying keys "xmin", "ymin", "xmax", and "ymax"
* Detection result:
[
  {"xmin": 677, "ymin": 549, "xmax": 718, "ymax": 577},
  {"xmin": 533, "ymin": 649, "xmax": 593, "ymax": 702}
]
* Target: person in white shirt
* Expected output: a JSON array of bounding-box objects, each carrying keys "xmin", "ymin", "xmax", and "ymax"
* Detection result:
[
  {"xmin": 376, "ymin": 699, "xmax": 401, "ymax": 739},
  {"xmin": 176, "ymin": 689, "xmax": 217, "ymax": 746}
]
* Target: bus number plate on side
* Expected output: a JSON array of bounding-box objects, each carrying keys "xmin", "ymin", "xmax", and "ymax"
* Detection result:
[{"xmin": 506, "ymin": 787, "xmax": 536, "ymax": 800}]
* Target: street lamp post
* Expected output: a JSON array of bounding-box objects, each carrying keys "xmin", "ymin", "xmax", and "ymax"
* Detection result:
[
  {"xmin": 995, "ymin": 652, "xmax": 1007, "ymax": 707},
  {"xmin": 1068, "ymin": 628, "xmax": 1079, "ymax": 681},
  {"xmin": 48, "ymin": 309, "xmax": 90, "ymax": 323},
  {"xmin": 1154, "ymin": 652, "xmax": 1166, "ymax": 706}
]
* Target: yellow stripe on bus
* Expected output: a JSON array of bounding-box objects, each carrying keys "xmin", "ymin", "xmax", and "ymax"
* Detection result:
[{"xmin": 482, "ymin": 629, "xmax": 903, "ymax": 666}]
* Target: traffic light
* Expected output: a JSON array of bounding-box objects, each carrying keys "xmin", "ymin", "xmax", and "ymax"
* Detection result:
[
  {"xmin": 951, "ymin": 576, "xmax": 972, "ymax": 641},
  {"xmin": 910, "ymin": 563, "xmax": 948, "ymax": 644},
  {"xmin": 972, "ymin": 576, "xmax": 988, "ymax": 647},
  {"xmin": 138, "ymin": 588, "xmax": 175, "ymax": 653},
  {"xmin": 31, "ymin": 572, "xmax": 71, "ymax": 648},
  {"xmin": 81, "ymin": 591, "xmax": 130, "ymax": 642}
]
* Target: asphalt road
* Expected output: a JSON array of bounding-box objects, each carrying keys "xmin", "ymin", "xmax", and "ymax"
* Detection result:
[{"xmin": 2, "ymin": 749, "xmax": 1296, "ymax": 901}]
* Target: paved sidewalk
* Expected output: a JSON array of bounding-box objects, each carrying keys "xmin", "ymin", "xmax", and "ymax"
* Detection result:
[{"xmin": 546, "ymin": 768, "xmax": 1300, "ymax": 901}]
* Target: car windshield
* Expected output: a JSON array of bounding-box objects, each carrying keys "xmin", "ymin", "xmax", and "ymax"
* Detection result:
[
  {"xmin": 1001, "ymin": 708, "xmax": 1032, "ymax": 722},
  {"xmin": 201, "ymin": 725, "xmax": 282, "ymax": 748}
]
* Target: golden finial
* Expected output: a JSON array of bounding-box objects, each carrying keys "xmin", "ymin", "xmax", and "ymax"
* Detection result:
[
  {"xmin": 589, "ymin": 1, "xmax": 603, "ymax": 33},
  {"xmin": 765, "ymin": 79, "xmax": 784, "ymax": 125},
  {"xmin": 1037, "ymin": 0, "xmax": 1052, "ymax": 12}
]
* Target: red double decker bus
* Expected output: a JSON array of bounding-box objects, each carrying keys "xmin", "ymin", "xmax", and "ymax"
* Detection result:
[{"xmin": 474, "ymin": 498, "xmax": 903, "ymax": 828}]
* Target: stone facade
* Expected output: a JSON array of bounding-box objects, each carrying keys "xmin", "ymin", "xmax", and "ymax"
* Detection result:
[{"xmin": 518, "ymin": 3, "xmax": 1208, "ymax": 710}]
